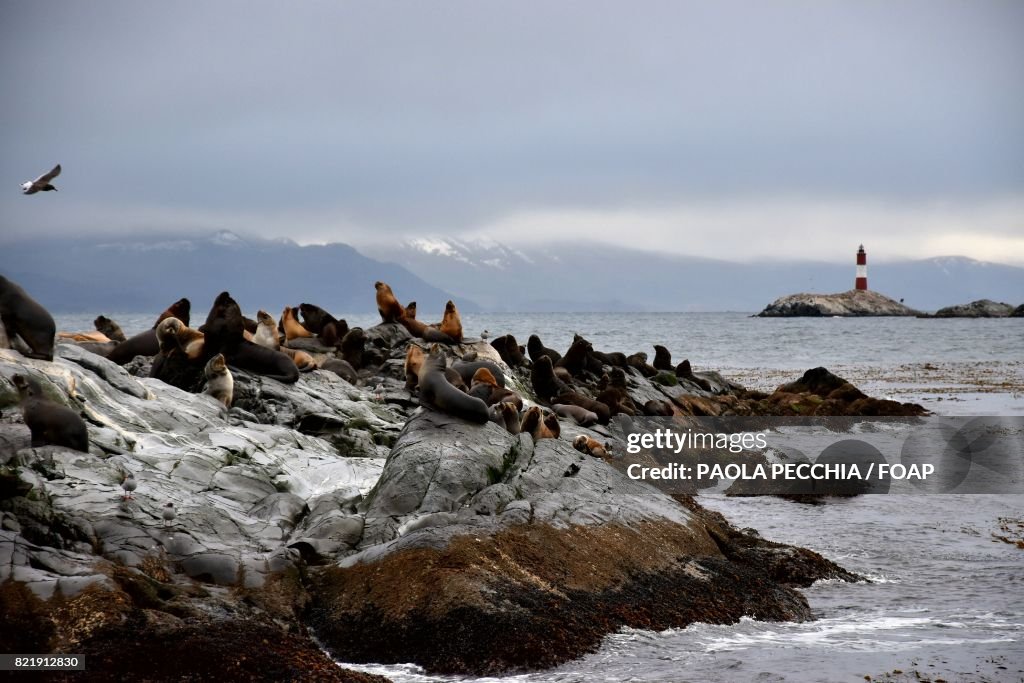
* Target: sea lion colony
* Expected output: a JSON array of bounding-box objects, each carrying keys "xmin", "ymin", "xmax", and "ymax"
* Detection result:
[{"xmin": 1, "ymin": 275, "xmax": 737, "ymax": 457}]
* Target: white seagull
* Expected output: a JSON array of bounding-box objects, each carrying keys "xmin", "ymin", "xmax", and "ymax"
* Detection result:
[
  {"xmin": 21, "ymin": 163, "xmax": 61, "ymax": 195},
  {"xmin": 162, "ymin": 502, "xmax": 176, "ymax": 527}
]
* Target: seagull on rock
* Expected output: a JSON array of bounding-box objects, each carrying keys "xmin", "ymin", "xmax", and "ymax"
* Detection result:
[
  {"xmin": 121, "ymin": 472, "xmax": 137, "ymax": 500},
  {"xmin": 21, "ymin": 164, "xmax": 61, "ymax": 195},
  {"xmin": 162, "ymin": 502, "xmax": 176, "ymax": 527}
]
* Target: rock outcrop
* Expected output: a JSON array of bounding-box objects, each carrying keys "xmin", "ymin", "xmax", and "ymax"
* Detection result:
[
  {"xmin": 758, "ymin": 289, "xmax": 919, "ymax": 317},
  {"xmin": 1, "ymin": 322, "xmax": 910, "ymax": 678},
  {"xmin": 926, "ymin": 299, "xmax": 1017, "ymax": 318}
]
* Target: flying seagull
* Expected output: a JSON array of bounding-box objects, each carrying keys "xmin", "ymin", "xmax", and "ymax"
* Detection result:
[{"xmin": 22, "ymin": 163, "xmax": 61, "ymax": 195}]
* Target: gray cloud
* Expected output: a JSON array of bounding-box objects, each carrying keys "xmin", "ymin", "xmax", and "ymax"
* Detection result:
[{"xmin": 1, "ymin": 1, "xmax": 1022, "ymax": 261}]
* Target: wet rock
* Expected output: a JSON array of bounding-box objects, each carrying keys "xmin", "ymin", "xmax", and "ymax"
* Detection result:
[
  {"xmin": 759, "ymin": 289, "xmax": 919, "ymax": 316},
  {"xmin": 928, "ymin": 299, "xmax": 1016, "ymax": 318}
]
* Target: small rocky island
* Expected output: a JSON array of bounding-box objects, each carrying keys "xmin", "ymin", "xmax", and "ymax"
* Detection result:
[
  {"xmin": 922, "ymin": 299, "xmax": 1021, "ymax": 318},
  {"xmin": 0, "ymin": 279, "xmax": 927, "ymax": 680},
  {"xmin": 759, "ymin": 289, "xmax": 919, "ymax": 317}
]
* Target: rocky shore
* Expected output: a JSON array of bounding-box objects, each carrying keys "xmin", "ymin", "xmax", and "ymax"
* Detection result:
[
  {"xmin": 759, "ymin": 289, "xmax": 919, "ymax": 317},
  {"xmin": 1, "ymin": 298, "xmax": 928, "ymax": 679}
]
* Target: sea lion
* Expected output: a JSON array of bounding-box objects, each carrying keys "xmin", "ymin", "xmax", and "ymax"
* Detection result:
[
  {"xmin": 451, "ymin": 359, "xmax": 506, "ymax": 388},
  {"xmin": 12, "ymin": 374, "xmax": 88, "ymax": 452},
  {"xmin": 438, "ymin": 300, "xmax": 463, "ymax": 343},
  {"xmin": 0, "ymin": 275, "xmax": 56, "ymax": 361},
  {"xmin": 252, "ymin": 310, "xmax": 281, "ymax": 349},
  {"xmin": 643, "ymin": 399, "xmax": 674, "ymax": 416},
  {"xmin": 93, "ymin": 316, "xmax": 126, "ymax": 342},
  {"xmin": 573, "ymin": 434, "xmax": 609, "ymax": 459},
  {"xmin": 205, "ymin": 293, "xmax": 299, "ymax": 383},
  {"xmin": 280, "ymin": 346, "xmax": 317, "ymax": 372},
  {"xmin": 491, "ymin": 335, "xmax": 528, "ymax": 367},
  {"xmin": 57, "ymin": 331, "xmax": 112, "ymax": 343},
  {"xmin": 531, "ymin": 356, "xmax": 570, "ymax": 402},
  {"xmin": 404, "ymin": 301, "xmax": 417, "ymax": 319},
  {"xmin": 676, "ymin": 359, "xmax": 713, "ymax": 392},
  {"xmin": 340, "ymin": 327, "xmax": 366, "ymax": 369},
  {"xmin": 155, "ymin": 317, "xmax": 205, "ymax": 360},
  {"xmin": 553, "ymin": 390, "xmax": 612, "ymax": 425},
  {"xmin": 520, "ymin": 406, "xmax": 560, "ymax": 440},
  {"xmin": 488, "ymin": 401, "xmax": 521, "ymax": 434},
  {"xmin": 405, "ymin": 345, "xmax": 425, "ymax": 390},
  {"xmin": 527, "ymin": 334, "xmax": 562, "ymax": 365},
  {"xmin": 104, "ymin": 297, "xmax": 191, "ymax": 365},
  {"xmin": 298, "ymin": 303, "xmax": 348, "ymax": 345},
  {"xmin": 321, "ymin": 358, "xmax": 358, "ymax": 384},
  {"xmin": 242, "ymin": 316, "xmax": 258, "ymax": 335},
  {"xmin": 556, "ymin": 337, "xmax": 593, "ymax": 377},
  {"xmin": 627, "ymin": 352, "xmax": 658, "ymax": 377},
  {"xmin": 653, "ymin": 345, "xmax": 673, "ymax": 371},
  {"xmin": 397, "ymin": 300, "xmax": 431, "ymax": 339},
  {"xmin": 469, "ymin": 367, "xmax": 524, "ymax": 409},
  {"xmin": 591, "ymin": 349, "xmax": 627, "ymax": 367},
  {"xmin": 375, "ymin": 282, "xmax": 405, "ymax": 323},
  {"xmin": 281, "ymin": 306, "xmax": 314, "ymax": 341},
  {"xmin": 417, "ymin": 348, "xmax": 489, "ymax": 424},
  {"xmin": 552, "ymin": 403, "xmax": 599, "ymax": 427},
  {"xmin": 204, "ymin": 353, "xmax": 234, "ymax": 408}
]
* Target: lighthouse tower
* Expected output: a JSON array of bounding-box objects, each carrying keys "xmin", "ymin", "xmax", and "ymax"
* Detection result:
[{"xmin": 855, "ymin": 245, "xmax": 867, "ymax": 290}]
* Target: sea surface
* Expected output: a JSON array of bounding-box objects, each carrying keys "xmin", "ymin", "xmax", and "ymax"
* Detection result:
[{"xmin": 55, "ymin": 311, "xmax": 1024, "ymax": 682}]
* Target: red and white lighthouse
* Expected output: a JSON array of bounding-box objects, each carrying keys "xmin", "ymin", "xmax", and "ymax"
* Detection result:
[{"xmin": 855, "ymin": 245, "xmax": 867, "ymax": 290}]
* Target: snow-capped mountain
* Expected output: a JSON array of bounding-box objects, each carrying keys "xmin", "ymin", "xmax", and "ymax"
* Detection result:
[{"xmin": 0, "ymin": 231, "xmax": 474, "ymax": 315}]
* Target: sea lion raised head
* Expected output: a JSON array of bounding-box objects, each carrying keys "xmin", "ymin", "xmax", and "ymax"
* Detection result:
[
  {"xmin": 94, "ymin": 315, "xmax": 126, "ymax": 342},
  {"xmin": 439, "ymin": 300, "xmax": 463, "ymax": 343},
  {"xmin": 253, "ymin": 310, "xmax": 281, "ymax": 349},
  {"xmin": 374, "ymin": 281, "xmax": 405, "ymax": 323},
  {"xmin": 155, "ymin": 298, "xmax": 191, "ymax": 328},
  {"xmin": 281, "ymin": 306, "xmax": 314, "ymax": 341}
]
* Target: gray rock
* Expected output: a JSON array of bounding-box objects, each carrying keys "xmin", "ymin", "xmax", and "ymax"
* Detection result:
[
  {"xmin": 930, "ymin": 299, "xmax": 1016, "ymax": 318},
  {"xmin": 759, "ymin": 289, "xmax": 919, "ymax": 317}
]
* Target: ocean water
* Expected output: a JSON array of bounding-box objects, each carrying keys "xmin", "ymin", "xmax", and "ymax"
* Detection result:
[{"xmin": 54, "ymin": 311, "xmax": 1024, "ymax": 681}]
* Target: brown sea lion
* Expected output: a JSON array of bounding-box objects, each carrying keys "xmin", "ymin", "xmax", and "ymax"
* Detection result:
[
  {"xmin": 155, "ymin": 317, "xmax": 205, "ymax": 360},
  {"xmin": 451, "ymin": 359, "xmax": 506, "ymax": 388},
  {"xmin": 405, "ymin": 345, "xmax": 425, "ymax": 390},
  {"xmin": 553, "ymin": 390, "xmax": 612, "ymax": 425},
  {"xmin": 627, "ymin": 352, "xmax": 658, "ymax": 377},
  {"xmin": 12, "ymin": 374, "xmax": 88, "ymax": 452},
  {"xmin": 281, "ymin": 306, "xmax": 314, "ymax": 341},
  {"xmin": 280, "ymin": 346, "xmax": 317, "ymax": 372},
  {"xmin": 93, "ymin": 316, "xmax": 126, "ymax": 342},
  {"xmin": 653, "ymin": 345, "xmax": 673, "ymax": 371},
  {"xmin": 298, "ymin": 303, "xmax": 348, "ymax": 346},
  {"xmin": 57, "ymin": 331, "xmax": 112, "ymax": 343},
  {"xmin": 591, "ymin": 349, "xmax": 627, "ymax": 367},
  {"xmin": 676, "ymin": 359, "xmax": 713, "ymax": 392},
  {"xmin": 488, "ymin": 401, "xmax": 521, "ymax": 434},
  {"xmin": 204, "ymin": 353, "xmax": 234, "ymax": 408},
  {"xmin": 341, "ymin": 327, "xmax": 366, "ymax": 369},
  {"xmin": 520, "ymin": 406, "xmax": 560, "ymax": 440},
  {"xmin": 527, "ymin": 334, "xmax": 562, "ymax": 365},
  {"xmin": 491, "ymin": 334, "xmax": 528, "ymax": 367},
  {"xmin": 573, "ymin": 434, "xmax": 609, "ymax": 459},
  {"xmin": 417, "ymin": 347, "xmax": 489, "ymax": 424},
  {"xmin": 0, "ymin": 275, "xmax": 56, "ymax": 361},
  {"xmin": 643, "ymin": 399, "xmax": 674, "ymax": 416},
  {"xmin": 531, "ymin": 356, "xmax": 570, "ymax": 402},
  {"xmin": 552, "ymin": 403, "xmax": 599, "ymax": 427},
  {"xmin": 556, "ymin": 337, "xmax": 593, "ymax": 377},
  {"xmin": 252, "ymin": 310, "xmax": 281, "ymax": 349},
  {"xmin": 375, "ymin": 281, "xmax": 405, "ymax": 323},
  {"xmin": 206, "ymin": 292, "xmax": 298, "ymax": 383},
  {"xmin": 404, "ymin": 301, "xmax": 417, "ymax": 319},
  {"xmin": 470, "ymin": 367, "xmax": 523, "ymax": 409},
  {"xmin": 106, "ymin": 297, "xmax": 191, "ymax": 365},
  {"xmin": 438, "ymin": 300, "xmax": 463, "ymax": 342},
  {"xmin": 399, "ymin": 309, "xmax": 430, "ymax": 338}
]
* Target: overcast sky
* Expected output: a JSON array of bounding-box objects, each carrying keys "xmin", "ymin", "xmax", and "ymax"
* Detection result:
[{"xmin": 2, "ymin": 1, "xmax": 1022, "ymax": 263}]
